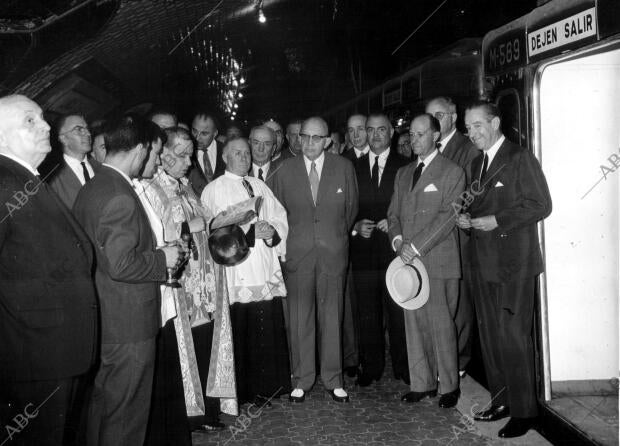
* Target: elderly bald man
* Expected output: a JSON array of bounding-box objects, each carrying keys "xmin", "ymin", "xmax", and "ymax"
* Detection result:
[
  {"xmin": 0, "ymin": 95, "xmax": 98, "ymax": 446},
  {"xmin": 273, "ymin": 117, "xmax": 358, "ymax": 404}
]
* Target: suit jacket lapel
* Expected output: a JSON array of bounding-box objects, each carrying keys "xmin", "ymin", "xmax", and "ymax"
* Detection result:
[
  {"xmin": 474, "ymin": 141, "xmax": 510, "ymax": 202},
  {"xmin": 411, "ymin": 155, "xmax": 439, "ymax": 194},
  {"xmin": 295, "ymin": 156, "xmax": 315, "ymax": 207}
]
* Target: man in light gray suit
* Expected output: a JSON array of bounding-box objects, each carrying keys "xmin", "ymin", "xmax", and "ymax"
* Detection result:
[
  {"xmin": 387, "ymin": 113, "xmax": 465, "ymax": 408},
  {"xmin": 273, "ymin": 116, "xmax": 358, "ymax": 404}
]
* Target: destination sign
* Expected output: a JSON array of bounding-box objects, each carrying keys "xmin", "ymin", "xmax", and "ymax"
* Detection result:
[
  {"xmin": 528, "ymin": 7, "xmax": 597, "ymax": 57},
  {"xmin": 485, "ymin": 30, "xmax": 526, "ymax": 74}
]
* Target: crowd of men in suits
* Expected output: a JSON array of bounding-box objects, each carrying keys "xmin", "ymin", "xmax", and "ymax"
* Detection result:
[{"xmin": 0, "ymin": 92, "xmax": 551, "ymax": 445}]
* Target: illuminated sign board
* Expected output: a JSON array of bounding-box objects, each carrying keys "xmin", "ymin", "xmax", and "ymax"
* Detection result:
[
  {"xmin": 528, "ymin": 7, "xmax": 597, "ymax": 58},
  {"xmin": 484, "ymin": 30, "xmax": 526, "ymax": 75}
]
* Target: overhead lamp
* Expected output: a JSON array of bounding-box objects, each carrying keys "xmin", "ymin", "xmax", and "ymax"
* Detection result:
[{"xmin": 257, "ymin": 0, "xmax": 266, "ymax": 23}]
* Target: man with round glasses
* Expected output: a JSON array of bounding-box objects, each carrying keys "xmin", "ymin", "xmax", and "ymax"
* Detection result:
[
  {"xmin": 48, "ymin": 114, "xmax": 100, "ymax": 209},
  {"xmin": 273, "ymin": 117, "xmax": 358, "ymax": 404}
]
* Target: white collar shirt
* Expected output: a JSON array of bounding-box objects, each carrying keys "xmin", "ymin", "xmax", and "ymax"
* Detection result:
[
  {"xmin": 198, "ymin": 139, "xmax": 218, "ymax": 174},
  {"xmin": 303, "ymin": 151, "xmax": 325, "ymax": 180},
  {"xmin": 252, "ymin": 162, "xmax": 270, "ymax": 180},
  {"xmin": 64, "ymin": 153, "xmax": 94, "ymax": 185},
  {"xmin": 438, "ymin": 128, "xmax": 457, "ymax": 153},
  {"xmin": 484, "ymin": 135, "xmax": 505, "ymax": 168},
  {"xmin": 367, "ymin": 148, "xmax": 390, "ymax": 184},
  {"xmin": 353, "ymin": 144, "xmax": 370, "ymax": 158},
  {"xmin": 417, "ymin": 148, "xmax": 439, "ymax": 173}
]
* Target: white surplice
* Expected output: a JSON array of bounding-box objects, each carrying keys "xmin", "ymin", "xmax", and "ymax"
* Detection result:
[{"xmin": 201, "ymin": 171, "xmax": 288, "ymax": 304}]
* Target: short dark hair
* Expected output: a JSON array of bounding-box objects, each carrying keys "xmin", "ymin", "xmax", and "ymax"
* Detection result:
[
  {"xmin": 104, "ymin": 115, "xmax": 156, "ymax": 155},
  {"xmin": 192, "ymin": 111, "xmax": 220, "ymax": 130},
  {"xmin": 466, "ymin": 100, "xmax": 501, "ymax": 121},
  {"xmin": 413, "ymin": 113, "xmax": 441, "ymax": 133}
]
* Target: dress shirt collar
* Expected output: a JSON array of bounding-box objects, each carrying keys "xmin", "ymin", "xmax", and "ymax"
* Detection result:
[
  {"xmin": 0, "ymin": 152, "xmax": 39, "ymax": 176},
  {"xmin": 484, "ymin": 135, "xmax": 505, "ymax": 167},
  {"xmin": 417, "ymin": 148, "xmax": 438, "ymax": 171},
  {"xmin": 102, "ymin": 163, "xmax": 133, "ymax": 186},
  {"xmin": 224, "ymin": 170, "xmax": 244, "ymax": 180},
  {"xmin": 64, "ymin": 153, "xmax": 92, "ymax": 184},
  {"xmin": 438, "ymin": 128, "xmax": 457, "ymax": 153},
  {"xmin": 252, "ymin": 161, "xmax": 270, "ymax": 178},
  {"xmin": 303, "ymin": 151, "xmax": 325, "ymax": 177},
  {"xmin": 353, "ymin": 144, "xmax": 370, "ymax": 158},
  {"xmin": 206, "ymin": 139, "xmax": 217, "ymax": 155},
  {"xmin": 368, "ymin": 148, "xmax": 390, "ymax": 169}
]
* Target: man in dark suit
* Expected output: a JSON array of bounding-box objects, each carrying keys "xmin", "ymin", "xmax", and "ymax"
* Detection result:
[
  {"xmin": 458, "ymin": 101, "xmax": 551, "ymax": 438},
  {"xmin": 342, "ymin": 114, "xmax": 370, "ymax": 162},
  {"xmin": 426, "ymin": 97, "xmax": 480, "ymax": 377},
  {"xmin": 0, "ymin": 95, "xmax": 98, "ymax": 446},
  {"xmin": 74, "ymin": 116, "xmax": 182, "ymax": 446},
  {"xmin": 350, "ymin": 113, "xmax": 409, "ymax": 387},
  {"xmin": 263, "ymin": 119, "xmax": 285, "ymax": 161},
  {"xmin": 273, "ymin": 117, "xmax": 358, "ymax": 404},
  {"xmin": 48, "ymin": 114, "xmax": 100, "ymax": 210},
  {"xmin": 388, "ymin": 113, "xmax": 465, "ymax": 409},
  {"xmin": 188, "ymin": 112, "xmax": 225, "ymax": 196},
  {"xmin": 281, "ymin": 119, "xmax": 303, "ymax": 160},
  {"xmin": 248, "ymin": 125, "xmax": 283, "ymax": 189}
]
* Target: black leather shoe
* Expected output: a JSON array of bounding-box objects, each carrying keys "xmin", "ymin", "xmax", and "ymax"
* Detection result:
[
  {"xmin": 328, "ymin": 389, "xmax": 350, "ymax": 403},
  {"xmin": 498, "ymin": 417, "xmax": 536, "ymax": 438},
  {"xmin": 473, "ymin": 404, "xmax": 510, "ymax": 422},
  {"xmin": 288, "ymin": 389, "xmax": 305, "ymax": 403},
  {"xmin": 345, "ymin": 366, "xmax": 359, "ymax": 378},
  {"xmin": 193, "ymin": 421, "xmax": 225, "ymax": 433},
  {"xmin": 355, "ymin": 373, "xmax": 377, "ymax": 387},
  {"xmin": 401, "ymin": 389, "xmax": 437, "ymax": 402},
  {"xmin": 438, "ymin": 389, "xmax": 460, "ymax": 408}
]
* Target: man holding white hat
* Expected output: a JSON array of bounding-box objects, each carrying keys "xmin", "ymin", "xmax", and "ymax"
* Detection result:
[{"xmin": 387, "ymin": 113, "xmax": 465, "ymax": 408}]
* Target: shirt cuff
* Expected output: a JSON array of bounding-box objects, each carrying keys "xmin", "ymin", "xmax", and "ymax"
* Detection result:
[{"xmin": 392, "ymin": 235, "xmax": 403, "ymax": 251}]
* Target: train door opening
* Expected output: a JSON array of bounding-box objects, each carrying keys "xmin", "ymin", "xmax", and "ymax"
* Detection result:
[{"xmin": 537, "ymin": 44, "xmax": 620, "ymax": 446}]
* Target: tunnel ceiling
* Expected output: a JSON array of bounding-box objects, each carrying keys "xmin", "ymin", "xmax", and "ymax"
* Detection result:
[{"xmin": 0, "ymin": 0, "xmax": 536, "ymax": 127}]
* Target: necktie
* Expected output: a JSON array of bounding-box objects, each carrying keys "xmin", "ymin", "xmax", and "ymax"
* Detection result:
[
  {"xmin": 202, "ymin": 149, "xmax": 214, "ymax": 182},
  {"xmin": 410, "ymin": 162, "xmax": 424, "ymax": 191},
  {"xmin": 309, "ymin": 161, "xmax": 319, "ymax": 205},
  {"xmin": 371, "ymin": 155, "xmax": 379, "ymax": 189},
  {"xmin": 479, "ymin": 153, "xmax": 489, "ymax": 182},
  {"xmin": 242, "ymin": 178, "xmax": 255, "ymax": 198},
  {"xmin": 258, "ymin": 168, "xmax": 264, "ymax": 182},
  {"xmin": 81, "ymin": 161, "xmax": 91, "ymax": 182}
]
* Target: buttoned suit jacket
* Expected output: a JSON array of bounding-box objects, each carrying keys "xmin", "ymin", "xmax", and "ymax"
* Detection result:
[
  {"xmin": 48, "ymin": 156, "xmax": 101, "ymax": 210},
  {"xmin": 387, "ymin": 154, "xmax": 465, "ymax": 279},
  {"xmin": 467, "ymin": 139, "xmax": 551, "ymax": 283},
  {"xmin": 188, "ymin": 140, "xmax": 225, "ymax": 197},
  {"xmin": 73, "ymin": 166, "xmax": 167, "ymax": 344},
  {"xmin": 272, "ymin": 152, "xmax": 358, "ymax": 276},
  {"xmin": 0, "ymin": 156, "xmax": 98, "ymax": 382},
  {"xmin": 248, "ymin": 156, "xmax": 283, "ymax": 190},
  {"xmin": 352, "ymin": 150, "xmax": 409, "ymax": 270}
]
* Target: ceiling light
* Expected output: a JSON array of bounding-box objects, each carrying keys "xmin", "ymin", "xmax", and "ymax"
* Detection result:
[{"xmin": 258, "ymin": 8, "xmax": 266, "ymax": 23}]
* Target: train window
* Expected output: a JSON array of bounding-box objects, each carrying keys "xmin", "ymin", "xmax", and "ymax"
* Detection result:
[
  {"xmin": 537, "ymin": 44, "xmax": 619, "ymax": 445},
  {"xmin": 495, "ymin": 89, "xmax": 522, "ymax": 144}
]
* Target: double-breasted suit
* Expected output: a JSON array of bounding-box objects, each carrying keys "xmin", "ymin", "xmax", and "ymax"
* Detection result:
[
  {"xmin": 467, "ymin": 138, "xmax": 551, "ymax": 418},
  {"xmin": 351, "ymin": 150, "xmax": 409, "ymax": 380},
  {"xmin": 74, "ymin": 166, "xmax": 167, "ymax": 446},
  {"xmin": 388, "ymin": 153, "xmax": 465, "ymax": 394},
  {"xmin": 440, "ymin": 130, "xmax": 480, "ymax": 371},
  {"xmin": 0, "ymin": 155, "xmax": 98, "ymax": 445},
  {"xmin": 273, "ymin": 152, "xmax": 358, "ymax": 390}
]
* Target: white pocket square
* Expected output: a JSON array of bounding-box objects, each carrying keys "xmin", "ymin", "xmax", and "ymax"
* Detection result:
[
  {"xmin": 495, "ymin": 181, "xmax": 504, "ymax": 188},
  {"xmin": 336, "ymin": 188, "xmax": 343, "ymax": 193},
  {"xmin": 423, "ymin": 183, "xmax": 438, "ymax": 192}
]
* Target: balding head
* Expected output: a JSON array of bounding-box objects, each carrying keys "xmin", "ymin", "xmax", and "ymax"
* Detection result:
[
  {"xmin": 58, "ymin": 114, "xmax": 91, "ymax": 160},
  {"xmin": 0, "ymin": 95, "xmax": 51, "ymax": 169},
  {"xmin": 346, "ymin": 114, "xmax": 368, "ymax": 149},
  {"xmin": 425, "ymin": 96, "xmax": 457, "ymax": 138},
  {"xmin": 300, "ymin": 117, "xmax": 330, "ymax": 161},
  {"xmin": 223, "ymin": 137, "xmax": 251, "ymax": 176}
]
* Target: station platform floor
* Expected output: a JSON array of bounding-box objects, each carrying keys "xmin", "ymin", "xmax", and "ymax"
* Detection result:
[{"xmin": 192, "ymin": 361, "xmax": 551, "ymax": 446}]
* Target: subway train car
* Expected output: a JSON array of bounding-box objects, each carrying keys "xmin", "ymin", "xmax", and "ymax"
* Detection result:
[{"xmin": 484, "ymin": 0, "xmax": 619, "ymax": 444}]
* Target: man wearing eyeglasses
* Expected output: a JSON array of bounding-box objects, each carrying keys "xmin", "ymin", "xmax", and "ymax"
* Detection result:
[
  {"xmin": 272, "ymin": 117, "xmax": 358, "ymax": 404},
  {"xmin": 426, "ymin": 97, "xmax": 480, "ymax": 380},
  {"xmin": 248, "ymin": 125, "xmax": 282, "ymax": 189},
  {"xmin": 388, "ymin": 113, "xmax": 465, "ymax": 409},
  {"xmin": 188, "ymin": 112, "xmax": 225, "ymax": 196},
  {"xmin": 47, "ymin": 114, "xmax": 100, "ymax": 210}
]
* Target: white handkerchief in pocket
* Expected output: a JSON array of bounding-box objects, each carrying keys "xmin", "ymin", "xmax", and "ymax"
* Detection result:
[
  {"xmin": 423, "ymin": 183, "xmax": 438, "ymax": 192},
  {"xmin": 495, "ymin": 181, "xmax": 504, "ymax": 188},
  {"xmin": 336, "ymin": 188, "xmax": 343, "ymax": 193}
]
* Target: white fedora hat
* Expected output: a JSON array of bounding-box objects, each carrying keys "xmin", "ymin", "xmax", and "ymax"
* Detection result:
[{"xmin": 385, "ymin": 256, "xmax": 430, "ymax": 310}]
